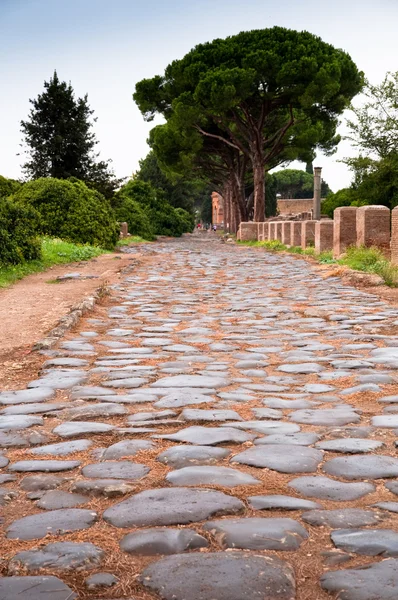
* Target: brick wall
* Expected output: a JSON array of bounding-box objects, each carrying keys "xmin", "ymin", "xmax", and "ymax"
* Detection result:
[{"xmin": 277, "ymin": 199, "xmax": 315, "ymax": 215}]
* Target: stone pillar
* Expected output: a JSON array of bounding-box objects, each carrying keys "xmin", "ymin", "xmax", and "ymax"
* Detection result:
[
  {"xmin": 268, "ymin": 222, "xmax": 276, "ymax": 240},
  {"xmin": 301, "ymin": 220, "xmax": 316, "ymax": 250},
  {"xmin": 275, "ymin": 222, "xmax": 283, "ymax": 242},
  {"xmin": 258, "ymin": 223, "xmax": 264, "ymax": 241},
  {"xmin": 356, "ymin": 205, "xmax": 391, "ymax": 251},
  {"xmin": 333, "ymin": 206, "xmax": 357, "ymax": 259},
  {"xmin": 315, "ymin": 220, "xmax": 334, "ymax": 253},
  {"xmin": 119, "ymin": 222, "xmax": 128, "ymax": 238},
  {"xmin": 313, "ymin": 167, "xmax": 322, "ymax": 221},
  {"xmin": 282, "ymin": 222, "xmax": 292, "ymax": 246},
  {"xmin": 391, "ymin": 207, "xmax": 398, "ymax": 264},
  {"xmin": 239, "ymin": 222, "xmax": 259, "ymax": 241},
  {"xmin": 263, "ymin": 222, "xmax": 269, "ymax": 241},
  {"xmin": 291, "ymin": 222, "xmax": 302, "ymax": 247}
]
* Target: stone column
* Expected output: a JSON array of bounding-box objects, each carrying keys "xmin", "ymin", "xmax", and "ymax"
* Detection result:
[
  {"xmin": 301, "ymin": 220, "xmax": 317, "ymax": 250},
  {"xmin": 275, "ymin": 222, "xmax": 283, "ymax": 241},
  {"xmin": 263, "ymin": 222, "xmax": 270, "ymax": 241},
  {"xmin": 356, "ymin": 205, "xmax": 391, "ymax": 252},
  {"xmin": 315, "ymin": 220, "xmax": 334, "ymax": 253},
  {"xmin": 282, "ymin": 222, "xmax": 292, "ymax": 246},
  {"xmin": 239, "ymin": 222, "xmax": 259, "ymax": 241},
  {"xmin": 333, "ymin": 206, "xmax": 357, "ymax": 258},
  {"xmin": 313, "ymin": 167, "xmax": 322, "ymax": 221},
  {"xmin": 119, "ymin": 222, "xmax": 128, "ymax": 238},
  {"xmin": 291, "ymin": 222, "xmax": 302, "ymax": 247},
  {"xmin": 258, "ymin": 223, "xmax": 264, "ymax": 241}
]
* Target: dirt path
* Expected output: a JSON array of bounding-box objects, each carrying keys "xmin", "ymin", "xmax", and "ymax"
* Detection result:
[
  {"xmin": 1, "ymin": 236, "xmax": 398, "ymax": 600},
  {"xmin": 0, "ymin": 250, "xmax": 137, "ymax": 390}
]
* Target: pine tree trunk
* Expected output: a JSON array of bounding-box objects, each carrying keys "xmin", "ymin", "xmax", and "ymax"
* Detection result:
[{"xmin": 253, "ymin": 158, "xmax": 265, "ymax": 222}]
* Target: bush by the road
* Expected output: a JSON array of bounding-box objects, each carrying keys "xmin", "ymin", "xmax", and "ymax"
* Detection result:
[
  {"xmin": 115, "ymin": 179, "xmax": 193, "ymax": 238},
  {"xmin": 0, "ymin": 198, "xmax": 41, "ymax": 265},
  {"xmin": 12, "ymin": 177, "xmax": 119, "ymax": 249},
  {"xmin": 115, "ymin": 197, "xmax": 155, "ymax": 240}
]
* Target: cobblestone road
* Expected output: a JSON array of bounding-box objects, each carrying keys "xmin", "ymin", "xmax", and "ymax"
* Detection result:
[{"xmin": 2, "ymin": 235, "xmax": 398, "ymax": 600}]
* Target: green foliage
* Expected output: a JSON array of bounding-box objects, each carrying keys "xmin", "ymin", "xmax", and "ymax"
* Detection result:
[
  {"xmin": 353, "ymin": 154, "xmax": 398, "ymax": 209},
  {"xmin": 20, "ymin": 71, "xmax": 121, "ymax": 198},
  {"xmin": 0, "ymin": 237, "xmax": 105, "ymax": 288},
  {"xmin": 339, "ymin": 246, "xmax": 398, "ymax": 287},
  {"xmin": 0, "ymin": 198, "xmax": 41, "ymax": 265},
  {"xmin": 0, "ymin": 175, "xmax": 22, "ymax": 199},
  {"xmin": 136, "ymin": 151, "xmax": 209, "ymax": 213},
  {"xmin": 63, "ymin": 180, "xmax": 119, "ymax": 249},
  {"xmin": 321, "ymin": 188, "xmax": 358, "ymax": 218},
  {"xmin": 273, "ymin": 168, "xmax": 332, "ymax": 199},
  {"xmin": 115, "ymin": 198, "xmax": 154, "ymax": 240},
  {"xmin": 265, "ymin": 173, "xmax": 278, "ymax": 217},
  {"xmin": 135, "ymin": 26, "xmax": 363, "ymax": 220},
  {"xmin": 175, "ymin": 207, "xmax": 195, "ymax": 232},
  {"xmin": 346, "ymin": 71, "xmax": 398, "ymax": 160},
  {"xmin": 201, "ymin": 195, "xmax": 213, "ymax": 223},
  {"xmin": 274, "ymin": 169, "xmax": 314, "ymax": 198},
  {"xmin": 116, "ymin": 179, "xmax": 191, "ymax": 237},
  {"xmin": 12, "ymin": 177, "xmax": 119, "ymax": 249}
]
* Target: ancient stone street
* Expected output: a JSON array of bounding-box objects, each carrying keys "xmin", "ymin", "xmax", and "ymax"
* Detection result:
[{"xmin": 3, "ymin": 235, "xmax": 398, "ymax": 599}]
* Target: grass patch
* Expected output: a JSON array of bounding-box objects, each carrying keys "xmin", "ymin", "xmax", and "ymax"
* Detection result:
[
  {"xmin": 117, "ymin": 236, "xmax": 151, "ymax": 246},
  {"xmin": 338, "ymin": 246, "xmax": 398, "ymax": 286},
  {"xmin": 0, "ymin": 237, "xmax": 106, "ymax": 288}
]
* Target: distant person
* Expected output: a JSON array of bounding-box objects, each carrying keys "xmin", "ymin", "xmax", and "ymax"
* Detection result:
[
  {"xmin": 197, "ymin": 223, "xmax": 201, "ymax": 229},
  {"xmin": 213, "ymin": 225, "xmax": 217, "ymax": 232}
]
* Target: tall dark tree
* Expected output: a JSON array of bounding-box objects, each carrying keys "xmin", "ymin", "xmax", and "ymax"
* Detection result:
[{"xmin": 20, "ymin": 71, "xmax": 121, "ymax": 198}]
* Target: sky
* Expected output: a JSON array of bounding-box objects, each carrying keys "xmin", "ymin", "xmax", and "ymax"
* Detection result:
[{"xmin": 1, "ymin": 0, "xmax": 397, "ymax": 191}]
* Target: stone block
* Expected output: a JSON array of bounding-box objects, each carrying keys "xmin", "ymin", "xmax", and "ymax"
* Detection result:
[
  {"xmin": 333, "ymin": 207, "xmax": 357, "ymax": 258},
  {"xmin": 301, "ymin": 220, "xmax": 317, "ymax": 250},
  {"xmin": 238, "ymin": 222, "xmax": 259, "ymax": 242},
  {"xmin": 315, "ymin": 220, "xmax": 334, "ymax": 254},
  {"xmin": 263, "ymin": 223, "xmax": 269, "ymax": 241},
  {"xmin": 356, "ymin": 205, "xmax": 390, "ymax": 251},
  {"xmin": 275, "ymin": 222, "xmax": 283, "ymax": 242},
  {"xmin": 291, "ymin": 222, "xmax": 302, "ymax": 247},
  {"xmin": 282, "ymin": 222, "xmax": 292, "ymax": 246},
  {"xmin": 119, "ymin": 222, "xmax": 128, "ymax": 238}
]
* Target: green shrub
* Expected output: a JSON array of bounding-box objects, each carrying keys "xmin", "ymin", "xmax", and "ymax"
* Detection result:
[
  {"xmin": 322, "ymin": 188, "xmax": 358, "ymax": 218},
  {"xmin": 0, "ymin": 198, "xmax": 41, "ymax": 265},
  {"xmin": 62, "ymin": 180, "xmax": 119, "ymax": 249},
  {"xmin": 12, "ymin": 177, "xmax": 119, "ymax": 249},
  {"xmin": 116, "ymin": 179, "xmax": 188, "ymax": 237},
  {"xmin": 175, "ymin": 207, "xmax": 195, "ymax": 233},
  {"xmin": 115, "ymin": 198, "xmax": 154, "ymax": 240},
  {"xmin": 0, "ymin": 175, "xmax": 22, "ymax": 199}
]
